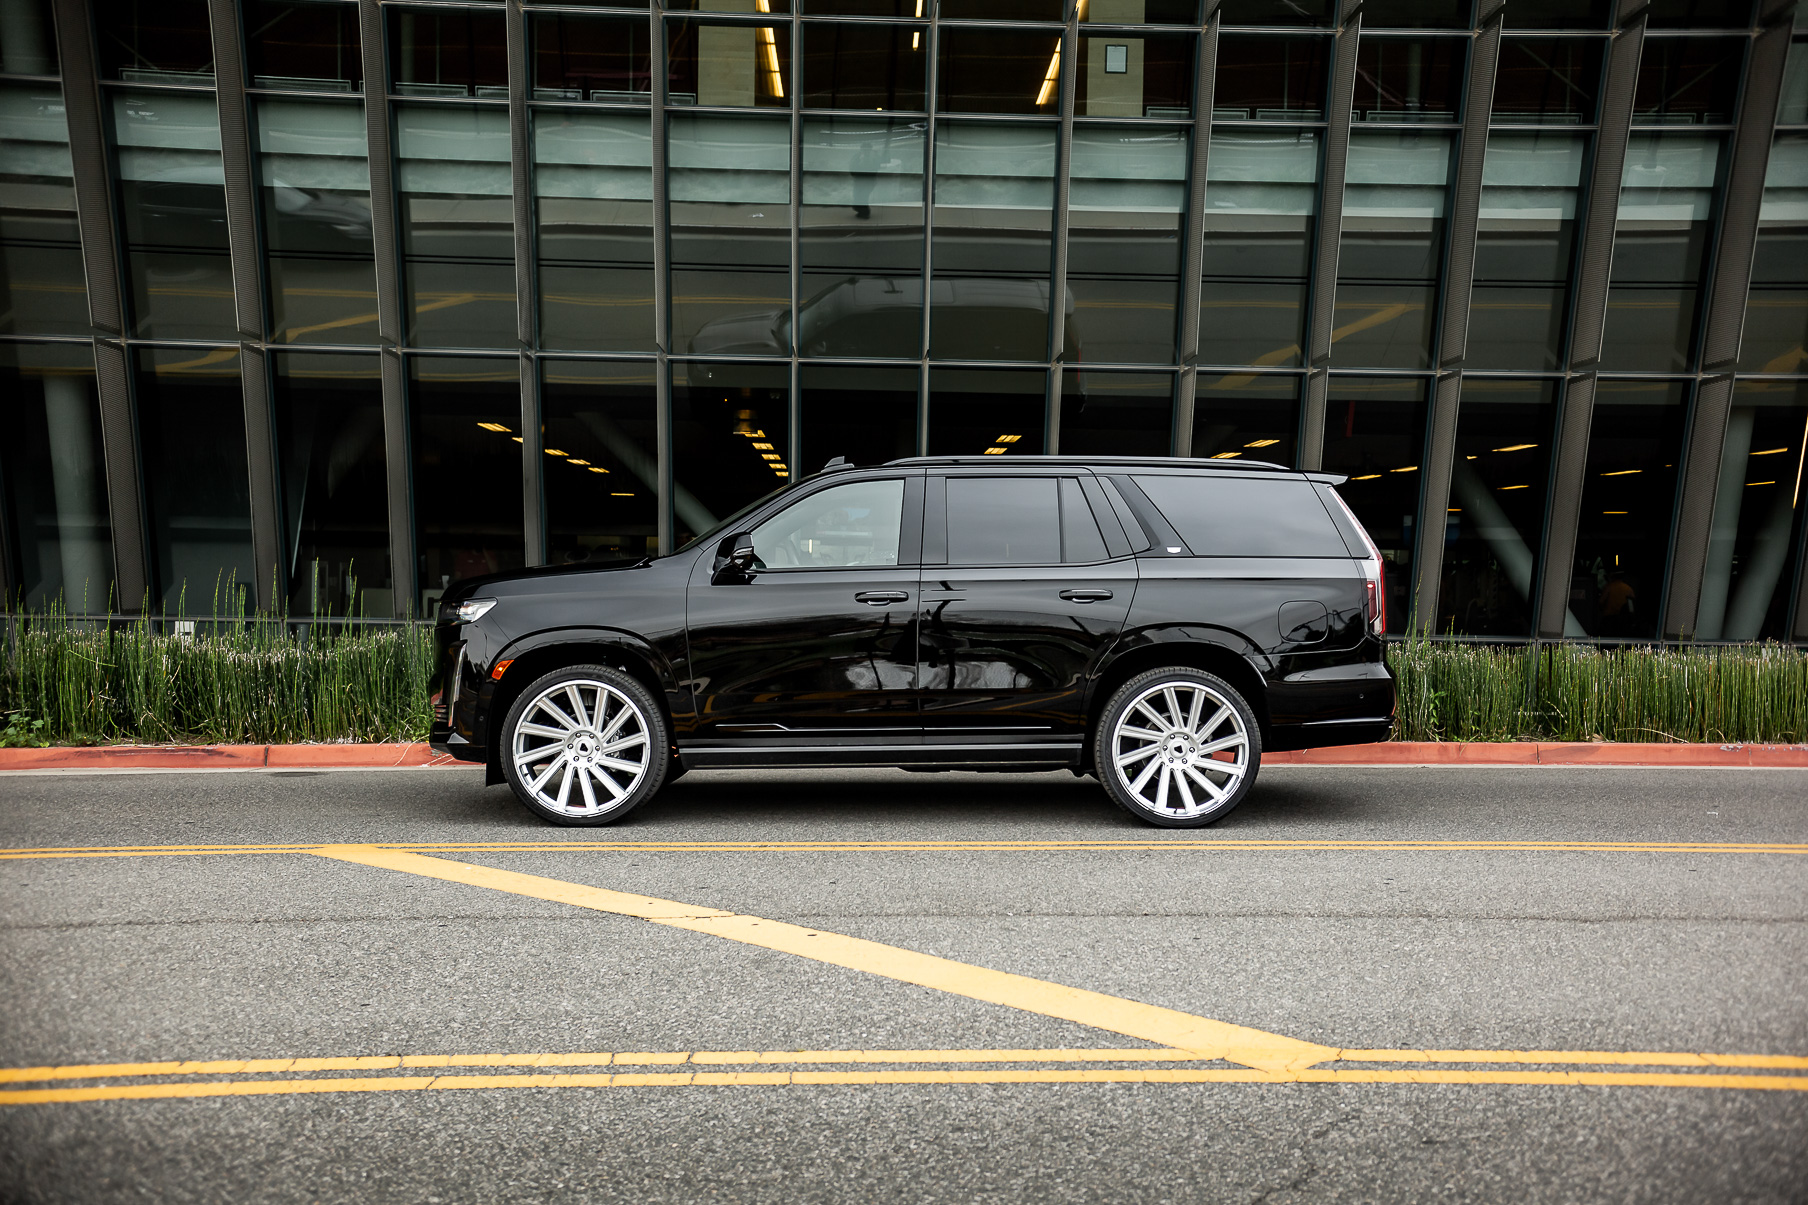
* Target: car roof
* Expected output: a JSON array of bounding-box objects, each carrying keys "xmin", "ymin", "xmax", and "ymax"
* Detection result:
[{"xmin": 878, "ymin": 455, "xmax": 1347, "ymax": 484}]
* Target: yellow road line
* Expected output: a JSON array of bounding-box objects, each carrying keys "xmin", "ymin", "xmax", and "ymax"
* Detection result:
[
  {"xmin": 6, "ymin": 839, "xmax": 1807, "ymax": 860},
  {"xmin": 9, "ymin": 1045, "xmax": 1803, "ymax": 1088},
  {"xmin": 311, "ymin": 845, "xmax": 1338, "ymax": 1074},
  {"xmin": 5, "ymin": 1065, "xmax": 1806, "ymax": 1105}
]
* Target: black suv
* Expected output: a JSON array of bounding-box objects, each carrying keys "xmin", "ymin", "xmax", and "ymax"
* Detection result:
[{"xmin": 430, "ymin": 456, "xmax": 1394, "ymax": 828}]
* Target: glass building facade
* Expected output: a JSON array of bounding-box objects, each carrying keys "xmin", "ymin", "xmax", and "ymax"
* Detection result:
[{"xmin": 0, "ymin": 0, "xmax": 1805, "ymax": 643}]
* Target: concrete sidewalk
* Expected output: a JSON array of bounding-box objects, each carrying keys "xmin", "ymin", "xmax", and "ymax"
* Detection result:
[{"xmin": 1, "ymin": 741, "xmax": 1805, "ymax": 771}]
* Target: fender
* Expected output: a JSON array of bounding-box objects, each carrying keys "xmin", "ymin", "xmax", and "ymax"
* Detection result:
[{"xmin": 1088, "ymin": 622, "xmax": 1277, "ymax": 729}]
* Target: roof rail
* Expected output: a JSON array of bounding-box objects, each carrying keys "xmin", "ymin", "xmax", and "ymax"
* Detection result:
[{"xmin": 880, "ymin": 454, "xmax": 1293, "ymax": 472}]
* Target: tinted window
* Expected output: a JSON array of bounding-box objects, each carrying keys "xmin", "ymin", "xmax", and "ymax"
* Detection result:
[
  {"xmin": 1133, "ymin": 474, "xmax": 1348, "ymax": 557},
  {"xmin": 750, "ymin": 478, "xmax": 905, "ymax": 568},
  {"xmin": 1059, "ymin": 478, "xmax": 1109, "ymax": 563},
  {"xmin": 947, "ymin": 477, "xmax": 1060, "ymax": 565}
]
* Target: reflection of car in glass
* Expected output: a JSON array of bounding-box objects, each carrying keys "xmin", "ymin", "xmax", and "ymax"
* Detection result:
[
  {"xmin": 431, "ymin": 457, "xmax": 1393, "ymax": 829},
  {"xmin": 685, "ymin": 278, "xmax": 1080, "ymax": 368}
]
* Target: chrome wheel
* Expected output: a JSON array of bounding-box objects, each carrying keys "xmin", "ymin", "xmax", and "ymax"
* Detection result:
[
  {"xmin": 510, "ymin": 677, "xmax": 651, "ymax": 819},
  {"xmin": 1110, "ymin": 679, "xmax": 1251, "ymax": 821}
]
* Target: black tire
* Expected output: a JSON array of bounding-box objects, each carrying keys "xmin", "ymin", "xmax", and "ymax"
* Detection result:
[
  {"xmin": 1092, "ymin": 667, "xmax": 1261, "ymax": 828},
  {"xmin": 499, "ymin": 664, "xmax": 669, "ymax": 826}
]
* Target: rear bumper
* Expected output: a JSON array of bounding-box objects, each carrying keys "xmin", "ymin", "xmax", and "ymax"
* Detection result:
[{"xmin": 1266, "ymin": 716, "xmax": 1393, "ymax": 752}]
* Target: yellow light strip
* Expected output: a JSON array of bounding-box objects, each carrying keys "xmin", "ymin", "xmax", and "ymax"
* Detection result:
[
  {"xmin": 1035, "ymin": 42, "xmax": 1061, "ymax": 107},
  {"xmin": 755, "ymin": 0, "xmax": 784, "ymax": 100}
]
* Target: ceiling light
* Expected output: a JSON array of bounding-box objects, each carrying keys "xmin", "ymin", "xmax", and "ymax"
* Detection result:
[
  {"xmin": 1751, "ymin": 447, "xmax": 1789, "ymax": 455},
  {"xmin": 1390, "ymin": 466, "xmax": 1418, "ymax": 473},
  {"xmin": 996, "ymin": 434, "xmax": 1022, "ymax": 443},
  {"xmin": 1498, "ymin": 484, "xmax": 1529, "ymax": 490},
  {"xmin": 588, "ymin": 467, "xmax": 608, "ymax": 474},
  {"xmin": 1602, "ymin": 469, "xmax": 1640, "ymax": 476},
  {"xmin": 1350, "ymin": 473, "xmax": 1382, "ymax": 481},
  {"xmin": 1243, "ymin": 438, "xmax": 1279, "ymax": 448},
  {"xmin": 610, "ymin": 492, "xmax": 634, "ymax": 497},
  {"xmin": 761, "ymin": 453, "xmax": 782, "ymax": 461},
  {"xmin": 1747, "ymin": 480, "xmax": 1776, "ymax": 487},
  {"xmin": 751, "ymin": 441, "xmax": 774, "ymax": 450},
  {"xmin": 1492, "ymin": 444, "xmax": 1537, "ymax": 452},
  {"xmin": 512, "ymin": 436, "xmax": 523, "ymax": 443},
  {"xmin": 544, "ymin": 448, "xmax": 567, "ymax": 457},
  {"xmin": 567, "ymin": 459, "xmax": 590, "ymax": 466},
  {"xmin": 984, "ymin": 447, "xmax": 1007, "ymax": 455},
  {"xmin": 1210, "ymin": 452, "xmax": 1240, "ymax": 459},
  {"xmin": 1602, "ymin": 510, "xmax": 1629, "ymax": 514},
  {"xmin": 477, "ymin": 421, "xmax": 510, "ymax": 433}
]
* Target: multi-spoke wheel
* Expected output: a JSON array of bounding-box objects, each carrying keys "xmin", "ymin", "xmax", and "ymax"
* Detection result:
[
  {"xmin": 1093, "ymin": 668, "xmax": 1260, "ymax": 827},
  {"xmin": 500, "ymin": 665, "xmax": 668, "ymax": 826}
]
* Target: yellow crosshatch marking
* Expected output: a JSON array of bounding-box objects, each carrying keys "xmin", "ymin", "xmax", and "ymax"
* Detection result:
[{"xmin": 2, "ymin": 843, "xmax": 1803, "ymax": 1104}]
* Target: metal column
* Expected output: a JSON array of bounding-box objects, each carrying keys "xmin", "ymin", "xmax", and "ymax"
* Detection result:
[
  {"xmin": 1663, "ymin": 9, "xmax": 1792, "ymax": 637},
  {"xmin": 651, "ymin": 0, "xmax": 673, "ymax": 553},
  {"xmin": 507, "ymin": 0, "xmax": 544, "ymax": 566},
  {"xmin": 1045, "ymin": 6, "xmax": 1082, "ymax": 455},
  {"xmin": 1299, "ymin": 5, "xmax": 1361, "ymax": 472},
  {"xmin": 1410, "ymin": 0, "xmax": 1503, "ymax": 632},
  {"xmin": 1173, "ymin": 2, "xmax": 1221, "ymax": 457},
  {"xmin": 51, "ymin": 0, "xmax": 148, "ymax": 611},
  {"xmin": 1535, "ymin": 1, "xmax": 1645, "ymax": 640}
]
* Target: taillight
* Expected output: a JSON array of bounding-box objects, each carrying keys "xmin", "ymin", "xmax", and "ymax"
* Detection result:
[{"xmin": 1363, "ymin": 557, "xmax": 1386, "ymax": 637}]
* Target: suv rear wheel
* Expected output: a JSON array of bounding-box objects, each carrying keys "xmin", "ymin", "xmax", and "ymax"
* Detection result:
[
  {"xmin": 1094, "ymin": 668, "xmax": 1260, "ymax": 827},
  {"xmin": 501, "ymin": 665, "xmax": 668, "ymax": 826}
]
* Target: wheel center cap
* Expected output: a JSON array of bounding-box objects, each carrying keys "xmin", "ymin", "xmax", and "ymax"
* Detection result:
[{"xmin": 1165, "ymin": 735, "xmax": 1193, "ymax": 764}]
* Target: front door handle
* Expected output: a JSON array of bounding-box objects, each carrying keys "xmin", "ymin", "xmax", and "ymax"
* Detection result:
[
  {"xmin": 855, "ymin": 590, "xmax": 910, "ymax": 605},
  {"xmin": 1059, "ymin": 589, "xmax": 1114, "ymax": 603}
]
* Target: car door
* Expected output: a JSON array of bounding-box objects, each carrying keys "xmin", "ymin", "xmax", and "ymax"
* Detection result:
[
  {"xmin": 916, "ymin": 472, "xmax": 1137, "ymax": 753},
  {"xmin": 684, "ymin": 472, "xmax": 924, "ymax": 747}
]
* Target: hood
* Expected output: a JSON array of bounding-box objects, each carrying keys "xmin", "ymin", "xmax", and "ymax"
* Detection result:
[{"xmin": 441, "ymin": 556, "xmax": 653, "ymax": 608}]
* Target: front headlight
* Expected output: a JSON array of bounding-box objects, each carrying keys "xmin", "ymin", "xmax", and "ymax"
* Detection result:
[{"xmin": 453, "ymin": 598, "xmax": 498, "ymax": 624}]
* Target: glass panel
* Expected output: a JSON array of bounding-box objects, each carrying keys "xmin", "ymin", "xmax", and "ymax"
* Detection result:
[
  {"xmin": 1219, "ymin": 0, "xmax": 1332, "ymax": 25},
  {"xmin": 1067, "ymin": 125, "xmax": 1184, "ymax": 364},
  {"xmin": 387, "ymin": 8, "xmax": 509, "ymax": 97},
  {"xmin": 1075, "ymin": 32, "xmax": 1193, "ymax": 118},
  {"xmin": 1190, "ymin": 371, "xmax": 1299, "ymax": 467},
  {"xmin": 939, "ymin": 0, "xmax": 1062, "ymax": 19},
  {"xmin": 113, "ymin": 91, "xmax": 235, "ymax": 340},
  {"xmin": 936, "ymin": 27, "xmax": 1063, "ymax": 117},
  {"xmin": 750, "ymin": 477, "xmax": 905, "ymax": 568},
  {"xmin": 93, "ymin": 0, "xmax": 214, "ymax": 83},
  {"xmin": 946, "ymin": 477, "xmax": 1061, "ymax": 566},
  {"xmin": 1739, "ymin": 132, "xmax": 1808, "ymax": 372},
  {"xmin": 540, "ymin": 359, "xmax": 661, "ymax": 564},
  {"xmin": 534, "ymin": 108, "xmax": 655, "ymax": 352},
  {"xmin": 1321, "ymin": 375, "xmax": 1428, "ymax": 634},
  {"xmin": 1198, "ymin": 128, "xmax": 1318, "ymax": 368},
  {"xmin": 671, "ymin": 360, "xmax": 791, "ymax": 547},
  {"xmin": 136, "ymin": 346, "xmax": 253, "ymax": 613},
  {"xmin": 669, "ymin": 113, "xmax": 790, "ymax": 354},
  {"xmin": 1492, "ymin": 38, "xmax": 1602, "ymax": 125},
  {"xmin": 531, "ymin": 13, "xmax": 653, "ymax": 102},
  {"xmin": 1568, "ymin": 379, "xmax": 1689, "ymax": 639},
  {"xmin": 534, "ymin": 0, "xmax": 650, "ymax": 9},
  {"xmin": 1695, "ymin": 381, "xmax": 1807, "ymax": 641},
  {"xmin": 409, "ymin": 356, "xmax": 525, "ymax": 614},
  {"xmin": 1633, "ymin": 38, "xmax": 1743, "ymax": 125},
  {"xmin": 927, "ymin": 366, "xmax": 1046, "ymax": 454},
  {"xmin": 271, "ymin": 352, "xmax": 392, "ymax": 615},
  {"xmin": 1503, "ymin": 0, "xmax": 1612, "ymax": 29},
  {"xmin": 930, "ymin": 121, "xmax": 1057, "ymax": 360},
  {"xmin": 0, "ymin": 83, "xmax": 86, "ymax": 335},
  {"xmin": 1361, "ymin": 0, "xmax": 1470, "ymax": 29},
  {"xmin": 1080, "ymin": 0, "xmax": 1199, "ymax": 25},
  {"xmin": 1060, "ymin": 369, "xmax": 1172, "ymax": 456},
  {"xmin": 1780, "ymin": 39, "xmax": 1808, "ymax": 125},
  {"xmin": 1334, "ymin": 129, "xmax": 1452, "ymax": 370},
  {"xmin": 244, "ymin": 0, "xmax": 363, "ymax": 93},
  {"xmin": 0, "ymin": 0, "xmax": 57, "ymax": 75},
  {"xmin": 1467, "ymin": 130, "xmax": 1586, "ymax": 371},
  {"xmin": 1213, "ymin": 35, "xmax": 1330, "ymax": 122},
  {"xmin": 806, "ymin": 0, "xmax": 915, "ymax": 13},
  {"xmin": 0, "ymin": 342, "xmax": 112, "ymax": 611},
  {"xmin": 1601, "ymin": 131, "xmax": 1723, "ymax": 372},
  {"xmin": 1353, "ymin": 37, "xmax": 1465, "ymax": 123},
  {"xmin": 669, "ymin": 0, "xmax": 791, "ymax": 11},
  {"xmin": 255, "ymin": 97, "xmax": 378, "ymax": 346},
  {"xmin": 800, "ymin": 363, "xmax": 918, "ymax": 472},
  {"xmin": 1646, "ymin": 0, "xmax": 1754, "ymax": 29},
  {"xmin": 666, "ymin": 18, "xmax": 791, "ymax": 108},
  {"xmin": 395, "ymin": 102, "xmax": 515, "ymax": 348},
  {"xmin": 800, "ymin": 116, "xmax": 925, "ymax": 359},
  {"xmin": 1435, "ymin": 378, "xmax": 1558, "ymax": 637},
  {"xmin": 801, "ymin": 22, "xmax": 926, "ymax": 111}
]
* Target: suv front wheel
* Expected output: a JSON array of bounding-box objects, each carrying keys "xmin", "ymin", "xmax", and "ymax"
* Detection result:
[
  {"xmin": 1094, "ymin": 668, "xmax": 1260, "ymax": 827},
  {"xmin": 500, "ymin": 665, "xmax": 669, "ymax": 826}
]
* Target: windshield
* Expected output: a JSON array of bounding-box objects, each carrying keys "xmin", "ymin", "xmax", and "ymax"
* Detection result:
[{"xmin": 673, "ymin": 482, "xmax": 795, "ymax": 555}]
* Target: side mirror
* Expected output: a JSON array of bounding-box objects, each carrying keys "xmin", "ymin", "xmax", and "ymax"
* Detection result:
[{"xmin": 712, "ymin": 532, "xmax": 757, "ymax": 584}]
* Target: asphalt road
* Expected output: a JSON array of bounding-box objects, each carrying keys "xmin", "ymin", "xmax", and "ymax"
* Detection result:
[{"xmin": 1, "ymin": 765, "xmax": 1805, "ymax": 1204}]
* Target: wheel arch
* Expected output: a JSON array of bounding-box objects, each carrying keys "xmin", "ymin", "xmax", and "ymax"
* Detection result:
[
  {"xmin": 481, "ymin": 631, "xmax": 680, "ymax": 784},
  {"xmin": 1085, "ymin": 631, "xmax": 1272, "ymax": 770}
]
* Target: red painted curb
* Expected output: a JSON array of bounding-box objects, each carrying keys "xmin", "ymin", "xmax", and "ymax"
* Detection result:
[{"xmin": 0, "ymin": 741, "xmax": 1804, "ymax": 772}]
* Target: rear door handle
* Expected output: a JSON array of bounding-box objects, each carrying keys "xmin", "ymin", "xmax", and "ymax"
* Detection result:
[
  {"xmin": 1060, "ymin": 589, "xmax": 1114, "ymax": 603},
  {"xmin": 854, "ymin": 590, "xmax": 910, "ymax": 605}
]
